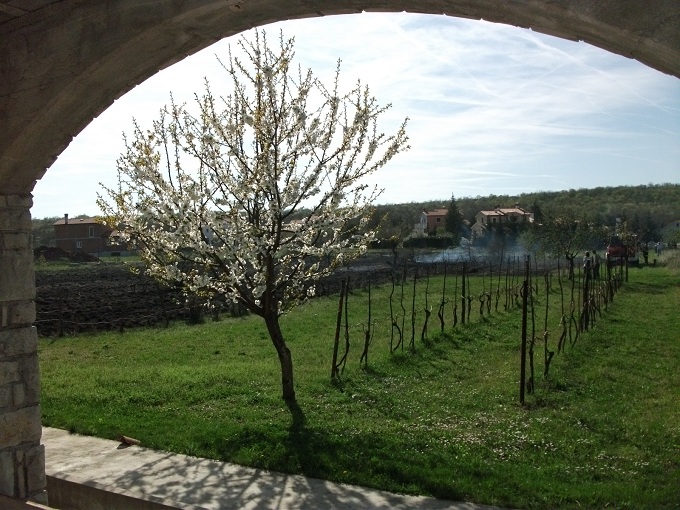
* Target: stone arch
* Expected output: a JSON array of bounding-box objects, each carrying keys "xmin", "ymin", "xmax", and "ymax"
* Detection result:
[{"xmin": 0, "ymin": 0, "xmax": 678, "ymax": 503}]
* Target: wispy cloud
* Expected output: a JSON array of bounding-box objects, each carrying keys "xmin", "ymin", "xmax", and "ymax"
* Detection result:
[{"xmin": 33, "ymin": 12, "xmax": 680, "ymax": 218}]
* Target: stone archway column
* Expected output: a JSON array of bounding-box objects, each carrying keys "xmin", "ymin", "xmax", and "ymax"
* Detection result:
[{"xmin": 0, "ymin": 194, "xmax": 46, "ymax": 504}]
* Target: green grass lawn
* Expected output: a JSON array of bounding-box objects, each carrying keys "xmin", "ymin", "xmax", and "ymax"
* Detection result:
[{"xmin": 39, "ymin": 255, "xmax": 680, "ymax": 509}]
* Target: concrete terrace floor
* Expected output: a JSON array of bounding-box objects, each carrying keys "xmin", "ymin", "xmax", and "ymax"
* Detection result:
[{"xmin": 42, "ymin": 427, "xmax": 508, "ymax": 510}]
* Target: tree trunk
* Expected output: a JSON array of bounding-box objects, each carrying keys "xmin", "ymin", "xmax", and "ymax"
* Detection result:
[{"xmin": 264, "ymin": 312, "xmax": 296, "ymax": 401}]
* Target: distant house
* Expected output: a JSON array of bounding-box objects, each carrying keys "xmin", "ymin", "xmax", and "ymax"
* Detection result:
[
  {"xmin": 471, "ymin": 206, "xmax": 534, "ymax": 238},
  {"xmin": 53, "ymin": 215, "xmax": 127, "ymax": 256},
  {"xmin": 417, "ymin": 208, "xmax": 448, "ymax": 235}
]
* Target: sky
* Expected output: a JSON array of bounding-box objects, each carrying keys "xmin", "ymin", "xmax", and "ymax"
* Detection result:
[{"xmin": 32, "ymin": 12, "xmax": 680, "ymax": 219}]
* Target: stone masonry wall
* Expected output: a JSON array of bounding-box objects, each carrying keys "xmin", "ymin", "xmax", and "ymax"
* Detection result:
[{"xmin": 0, "ymin": 194, "xmax": 46, "ymax": 503}]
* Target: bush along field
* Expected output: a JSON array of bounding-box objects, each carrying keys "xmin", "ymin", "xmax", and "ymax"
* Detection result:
[{"xmin": 39, "ymin": 252, "xmax": 680, "ymax": 509}]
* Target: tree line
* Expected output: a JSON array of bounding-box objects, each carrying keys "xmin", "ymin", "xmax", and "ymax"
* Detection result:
[{"xmin": 362, "ymin": 183, "xmax": 680, "ymax": 245}]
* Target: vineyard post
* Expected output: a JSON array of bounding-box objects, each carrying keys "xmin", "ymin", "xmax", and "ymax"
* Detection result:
[
  {"xmin": 410, "ymin": 265, "xmax": 417, "ymax": 350},
  {"xmin": 438, "ymin": 263, "xmax": 447, "ymax": 331},
  {"xmin": 504, "ymin": 258, "xmax": 510, "ymax": 310},
  {"xmin": 360, "ymin": 281, "xmax": 372, "ymax": 367},
  {"xmin": 421, "ymin": 267, "xmax": 431, "ymax": 342},
  {"xmin": 337, "ymin": 278, "xmax": 352, "ymax": 374},
  {"xmin": 607, "ymin": 259, "xmax": 614, "ymax": 302},
  {"xmin": 544, "ymin": 270, "xmax": 554, "ymax": 377},
  {"xmin": 452, "ymin": 272, "xmax": 458, "ymax": 328},
  {"xmin": 495, "ymin": 255, "xmax": 502, "ymax": 312},
  {"xmin": 581, "ymin": 266, "xmax": 591, "ymax": 332},
  {"xmin": 399, "ymin": 266, "xmax": 406, "ymax": 351},
  {"xmin": 343, "ymin": 278, "xmax": 350, "ymax": 361},
  {"xmin": 480, "ymin": 263, "xmax": 486, "ymax": 318},
  {"xmin": 330, "ymin": 279, "xmax": 346, "ymax": 379},
  {"xmin": 487, "ymin": 259, "xmax": 493, "ymax": 315},
  {"xmin": 461, "ymin": 262, "xmax": 466, "ymax": 325},
  {"xmin": 519, "ymin": 255, "xmax": 530, "ymax": 404},
  {"xmin": 389, "ymin": 271, "xmax": 396, "ymax": 351}
]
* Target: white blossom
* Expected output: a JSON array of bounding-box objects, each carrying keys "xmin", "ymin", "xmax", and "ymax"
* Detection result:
[{"xmin": 97, "ymin": 28, "xmax": 409, "ymax": 400}]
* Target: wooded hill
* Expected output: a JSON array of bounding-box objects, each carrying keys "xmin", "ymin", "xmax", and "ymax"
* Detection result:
[{"xmin": 367, "ymin": 183, "xmax": 680, "ymax": 243}]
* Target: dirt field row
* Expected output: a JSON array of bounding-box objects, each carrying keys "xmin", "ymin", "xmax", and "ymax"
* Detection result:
[{"xmin": 33, "ymin": 259, "xmax": 400, "ymax": 337}]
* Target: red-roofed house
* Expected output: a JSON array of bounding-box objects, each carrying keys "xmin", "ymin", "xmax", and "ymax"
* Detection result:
[
  {"xmin": 53, "ymin": 214, "xmax": 127, "ymax": 256},
  {"xmin": 471, "ymin": 206, "xmax": 534, "ymax": 238},
  {"xmin": 418, "ymin": 208, "xmax": 448, "ymax": 235}
]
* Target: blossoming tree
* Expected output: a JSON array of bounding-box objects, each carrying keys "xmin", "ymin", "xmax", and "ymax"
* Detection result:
[{"xmin": 98, "ymin": 30, "xmax": 409, "ymax": 401}]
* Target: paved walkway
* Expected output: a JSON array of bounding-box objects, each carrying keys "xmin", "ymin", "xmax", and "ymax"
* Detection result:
[{"xmin": 43, "ymin": 427, "xmax": 505, "ymax": 510}]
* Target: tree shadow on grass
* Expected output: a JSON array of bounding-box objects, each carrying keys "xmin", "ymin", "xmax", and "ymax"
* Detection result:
[
  {"xmin": 627, "ymin": 280, "xmax": 676, "ymax": 294},
  {"xmin": 286, "ymin": 398, "xmax": 306, "ymax": 435},
  {"xmin": 206, "ymin": 399, "xmax": 468, "ymax": 502}
]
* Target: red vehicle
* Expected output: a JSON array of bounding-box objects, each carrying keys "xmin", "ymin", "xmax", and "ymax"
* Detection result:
[{"xmin": 606, "ymin": 236, "xmax": 638, "ymax": 266}]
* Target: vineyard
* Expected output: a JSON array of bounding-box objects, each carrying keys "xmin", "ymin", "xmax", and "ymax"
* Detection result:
[
  {"xmin": 324, "ymin": 254, "xmax": 628, "ymax": 404},
  {"xmin": 36, "ymin": 252, "xmax": 629, "ymax": 394},
  {"xmin": 37, "ymin": 250, "xmax": 632, "ymax": 406}
]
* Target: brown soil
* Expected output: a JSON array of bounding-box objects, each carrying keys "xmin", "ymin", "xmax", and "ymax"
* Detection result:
[
  {"xmin": 35, "ymin": 263, "xmax": 188, "ymax": 337},
  {"xmin": 34, "ymin": 255, "xmax": 454, "ymax": 337}
]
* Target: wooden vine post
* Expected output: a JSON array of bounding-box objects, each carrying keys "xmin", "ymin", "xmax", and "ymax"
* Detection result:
[
  {"xmin": 409, "ymin": 265, "xmax": 417, "ymax": 350},
  {"xmin": 543, "ymin": 270, "xmax": 555, "ymax": 377},
  {"xmin": 389, "ymin": 271, "xmax": 397, "ymax": 352},
  {"xmin": 528, "ymin": 265, "xmax": 536, "ymax": 395},
  {"xmin": 330, "ymin": 279, "xmax": 347, "ymax": 379},
  {"xmin": 519, "ymin": 255, "xmax": 530, "ymax": 404},
  {"xmin": 399, "ymin": 266, "xmax": 406, "ymax": 352},
  {"xmin": 421, "ymin": 267, "xmax": 431, "ymax": 342},
  {"xmin": 495, "ymin": 256, "xmax": 502, "ymax": 312},
  {"xmin": 460, "ymin": 262, "xmax": 466, "ymax": 325},
  {"xmin": 580, "ymin": 264, "xmax": 591, "ymax": 332},
  {"xmin": 438, "ymin": 263, "xmax": 447, "ymax": 332},
  {"xmin": 452, "ymin": 272, "xmax": 458, "ymax": 328},
  {"xmin": 360, "ymin": 281, "xmax": 372, "ymax": 367}
]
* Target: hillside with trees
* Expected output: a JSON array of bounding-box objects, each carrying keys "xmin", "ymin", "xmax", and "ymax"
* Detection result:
[{"xmin": 367, "ymin": 183, "xmax": 680, "ymax": 244}]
